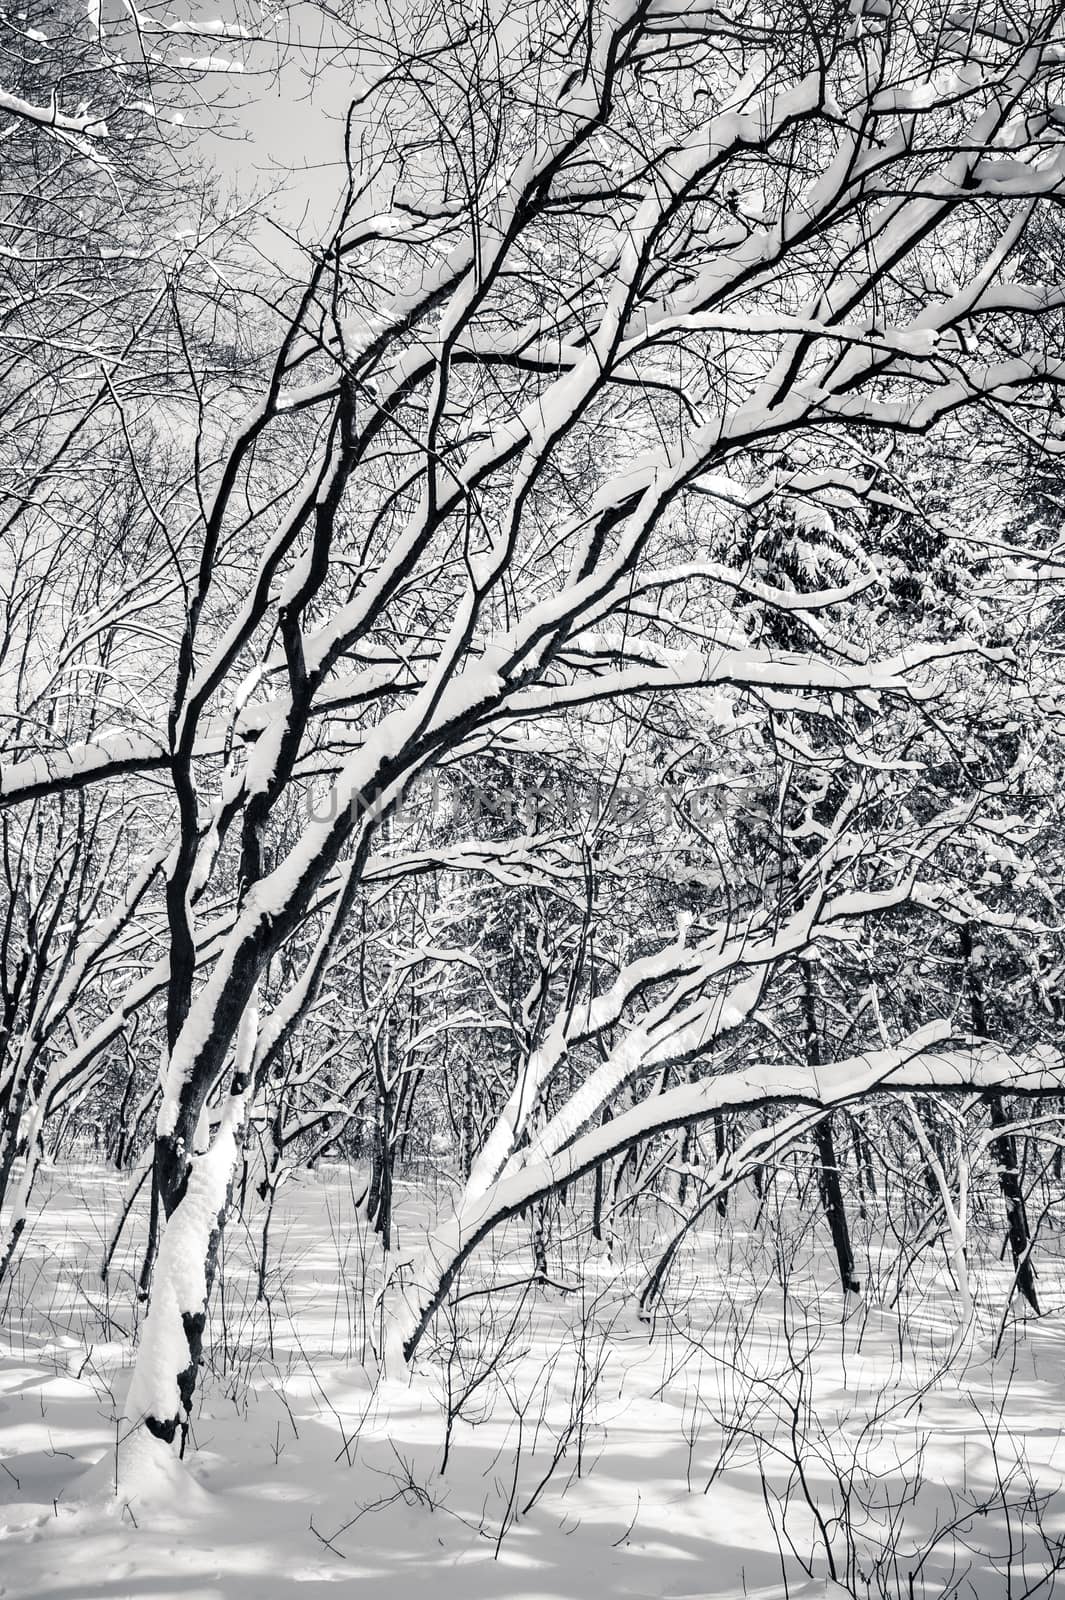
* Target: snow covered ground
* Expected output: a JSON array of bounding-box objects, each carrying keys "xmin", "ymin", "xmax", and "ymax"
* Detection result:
[{"xmin": 2, "ymin": 1161, "xmax": 1064, "ymax": 1600}]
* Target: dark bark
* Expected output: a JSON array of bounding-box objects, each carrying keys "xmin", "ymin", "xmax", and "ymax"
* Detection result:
[
  {"xmin": 531, "ymin": 1199, "xmax": 548, "ymax": 1283},
  {"xmin": 591, "ymin": 1105, "xmax": 612, "ymax": 1242},
  {"xmin": 677, "ymin": 1118, "xmax": 695, "ymax": 1207},
  {"xmin": 366, "ymin": 1070, "xmax": 394, "ymax": 1252},
  {"xmin": 812, "ymin": 1117, "xmax": 860, "ymax": 1295},
  {"xmin": 713, "ymin": 1111, "xmax": 728, "ymax": 1217},
  {"xmin": 959, "ymin": 923, "xmax": 1039, "ymax": 1315},
  {"xmin": 801, "ymin": 959, "xmax": 860, "ymax": 1296}
]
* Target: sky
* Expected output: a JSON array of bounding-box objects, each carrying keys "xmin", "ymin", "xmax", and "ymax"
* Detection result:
[{"xmin": 189, "ymin": 0, "xmax": 372, "ymax": 258}]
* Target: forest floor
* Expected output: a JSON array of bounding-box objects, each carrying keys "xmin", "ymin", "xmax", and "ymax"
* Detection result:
[{"xmin": 1, "ymin": 1161, "xmax": 1064, "ymax": 1600}]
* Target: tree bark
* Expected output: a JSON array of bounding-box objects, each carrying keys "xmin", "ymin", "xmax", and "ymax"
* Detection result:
[
  {"xmin": 959, "ymin": 923, "xmax": 1039, "ymax": 1315},
  {"xmin": 801, "ymin": 959, "xmax": 860, "ymax": 1296}
]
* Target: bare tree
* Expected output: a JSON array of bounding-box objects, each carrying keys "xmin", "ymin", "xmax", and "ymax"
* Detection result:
[{"xmin": 3, "ymin": 0, "xmax": 1065, "ymax": 1466}]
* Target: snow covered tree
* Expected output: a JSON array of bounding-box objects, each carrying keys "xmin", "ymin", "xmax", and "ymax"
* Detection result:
[{"xmin": 3, "ymin": 0, "xmax": 1065, "ymax": 1466}]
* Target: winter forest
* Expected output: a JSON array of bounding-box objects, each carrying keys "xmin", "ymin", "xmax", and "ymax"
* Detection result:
[{"xmin": 4, "ymin": 0, "xmax": 1065, "ymax": 1595}]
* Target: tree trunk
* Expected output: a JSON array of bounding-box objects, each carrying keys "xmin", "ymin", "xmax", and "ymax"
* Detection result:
[
  {"xmin": 125, "ymin": 1116, "xmax": 242, "ymax": 1453},
  {"xmin": 677, "ymin": 1118, "xmax": 695, "ymax": 1207},
  {"xmin": 531, "ymin": 1198, "xmax": 548, "ymax": 1283},
  {"xmin": 959, "ymin": 923, "xmax": 1039, "ymax": 1315},
  {"xmin": 713, "ymin": 1111, "xmax": 728, "ymax": 1217},
  {"xmin": 591, "ymin": 1106, "xmax": 612, "ymax": 1243},
  {"xmin": 812, "ymin": 1117, "xmax": 860, "ymax": 1295},
  {"xmin": 801, "ymin": 959, "xmax": 860, "ymax": 1296}
]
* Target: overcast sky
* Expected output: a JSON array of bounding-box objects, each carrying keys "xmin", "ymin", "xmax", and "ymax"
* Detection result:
[{"xmin": 193, "ymin": 1, "xmax": 369, "ymax": 258}]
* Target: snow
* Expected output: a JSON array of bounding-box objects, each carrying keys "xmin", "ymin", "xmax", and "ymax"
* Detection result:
[
  {"xmin": 0, "ymin": 732, "xmax": 169, "ymax": 803},
  {"xmin": 3, "ymin": 1162, "xmax": 1065, "ymax": 1598},
  {"xmin": 6, "ymin": 4, "xmax": 1065, "ymax": 1592},
  {"xmin": 0, "ymin": 85, "xmax": 108, "ymax": 134},
  {"xmin": 177, "ymin": 55, "xmax": 244, "ymax": 74}
]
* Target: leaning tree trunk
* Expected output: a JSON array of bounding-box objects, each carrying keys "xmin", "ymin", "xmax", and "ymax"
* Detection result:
[
  {"xmin": 959, "ymin": 923, "xmax": 1039, "ymax": 1315},
  {"xmin": 801, "ymin": 959, "xmax": 860, "ymax": 1296},
  {"xmin": 124, "ymin": 1102, "xmax": 245, "ymax": 1455},
  {"xmin": 122, "ymin": 991, "xmax": 260, "ymax": 1460}
]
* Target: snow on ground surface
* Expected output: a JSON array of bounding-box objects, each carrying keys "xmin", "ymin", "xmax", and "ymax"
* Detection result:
[{"xmin": 2, "ymin": 1160, "xmax": 1065, "ymax": 1599}]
